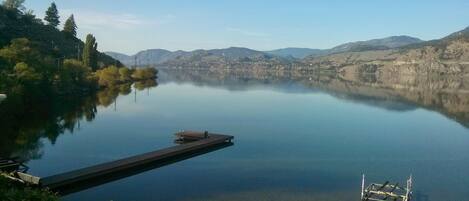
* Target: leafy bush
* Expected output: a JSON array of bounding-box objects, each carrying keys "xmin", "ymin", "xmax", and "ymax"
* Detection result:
[
  {"xmin": 131, "ymin": 68, "xmax": 158, "ymax": 80},
  {"xmin": 95, "ymin": 65, "xmax": 121, "ymax": 87},
  {"xmin": 118, "ymin": 67, "xmax": 132, "ymax": 82},
  {"xmin": 95, "ymin": 66, "xmax": 158, "ymax": 87},
  {"xmin": 0, "ymin": 176, "xmax": 59, "ymax": 201}
]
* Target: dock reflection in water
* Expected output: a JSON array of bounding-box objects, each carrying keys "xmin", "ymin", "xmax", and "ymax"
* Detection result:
[{"xmin": 57, "ymin": 142, "xmax": 233, "ymax": 196}]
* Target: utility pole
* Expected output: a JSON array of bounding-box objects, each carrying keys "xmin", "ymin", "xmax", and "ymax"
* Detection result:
[
  {"xmin": 56, "ymin": 57, "xmax": 61, "ymax": 71},
  {"xmin": 76, "ymin": 44, "xmax": 81, "ymax": 60},
  {"xmin": 56, "ymin": 56, "xmax": 65, "ymax": 71},
  {"xmin": 134, "ymin": 57, "xmax": 137, "ymax": 69},
  {"xmin": 134, "ymin": 87, "xmax": 137, "ymax": 103}
]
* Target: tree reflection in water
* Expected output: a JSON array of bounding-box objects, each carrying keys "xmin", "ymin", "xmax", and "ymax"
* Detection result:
[{"xmin": 0, "ymin": 80, "xmax": 158, "ymax": 161}]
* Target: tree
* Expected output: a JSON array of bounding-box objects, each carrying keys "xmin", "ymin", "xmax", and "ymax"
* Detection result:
[
  {"xmin": 0, "ymin": 38, "xmax": 55, "ymax": 85},
  {"xmin": 2, "ymin": 0, "xmax": 25, "ymax": 11},
  {"xmin": 82, "ymin": 34, "xmax": 98, "ymax": 71},
  {"xmin": 95, "ymin": 65, "xmax": 120, "ymax": 87},
  {"xmin": 62, "ymin": 59, "xmax": 90, "ymax": 83},
  {"xmin": 131, "ymin": 68, "xmax": 157, "ymax": 80},
  {"xmin": 44, "ymin": 2, "xmax": 60, "ymax": 28},
  {"xmin": 23, "ymin": 9, "xmax": 41, "ymax": 23},
  {"xmin": 118, "ymin": 67, "xmax": 132, "ymax": 82},
  {"xmin": 0, "ymin": 38, "xmax": 42, "ymax": 69},
  {"xmin": 14, "ymin": 62, "xmax": 42, "ymax": 84},
  {"xmin": 63, "ymin": 14, "xmax": 77, "ymax": 37}
]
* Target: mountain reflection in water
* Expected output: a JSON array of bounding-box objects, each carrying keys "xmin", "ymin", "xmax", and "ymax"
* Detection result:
[{"xmin": 159, "ymin": 68, "xmax": 469, "ymax": 128}]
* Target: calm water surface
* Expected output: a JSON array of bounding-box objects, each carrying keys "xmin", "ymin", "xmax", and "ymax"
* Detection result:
[{"xmin": 4, "ymin": 70, "xmax": 469, "ymax": 201}]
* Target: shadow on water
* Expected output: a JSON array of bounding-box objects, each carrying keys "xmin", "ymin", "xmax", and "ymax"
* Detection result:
[{"xmin": 56, "ymin": 142, "xmax": 234, "ymax": 196}]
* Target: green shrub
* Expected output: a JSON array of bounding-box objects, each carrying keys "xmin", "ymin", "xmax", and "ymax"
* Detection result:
[
  {"xmin": 0, "ymin": 176, "xmax": 59, "ymax": 201},
  {"xmin": 131, "ymin": 68, "xmax": 157, "ymax": 80},
  {"xmin": 95, "ymin": 65, "xmax": 120, "ymax": 87}
]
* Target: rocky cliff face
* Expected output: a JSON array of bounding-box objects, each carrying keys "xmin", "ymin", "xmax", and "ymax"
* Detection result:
[
  {"xmin": 303, "ymin": 43, "xmax": 469, "ymax": 76},
  {"xmin": 303, "ymin": 28, "xmax": 469, "ymax": 76}
]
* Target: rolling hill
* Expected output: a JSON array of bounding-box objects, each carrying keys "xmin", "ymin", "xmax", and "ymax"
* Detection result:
[
  {"xmin": 107, "ymin": 35, "xmax": 424, "ymax": 66},
  {"xmin": 265, "ymin": 48, "xmax": 323, "ymax": 59},
  {"xmin": 105, "ymin": 47, "xmax": 288, "ymax": 67},
  {"xmin": 266, "ymin": 36, "xmax": 423, "ymax": 59}
]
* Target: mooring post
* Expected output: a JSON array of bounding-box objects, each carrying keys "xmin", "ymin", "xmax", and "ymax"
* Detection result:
[
  {"xmin": 361, "ymin": 174, "xmax": 365, "ymax": 200},
  {"xmin": 405, "ymin": 174, "xmax": 412, "ymax": 201}
]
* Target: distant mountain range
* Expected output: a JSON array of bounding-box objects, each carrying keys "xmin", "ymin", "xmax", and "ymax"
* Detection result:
[
  {"xmin": 265, "ymin": 48, "xmax": 323, "ymax": 59},
  {"xmin": 105, "ymin": 27, "xmax": 469, "ymax": 76},
  {"xmin": 106, "ymin": 49, "xmax": 179, "ymax": 66},
  {"xmin": 105, "ymin": 35, "xmax": 424, "ymax": 65},
  {"xmin": 266, "ymin": 36, "xmax": 423, "ymax": 59},
  {"xmin": 106, "ymin": 47, "xmax": 288, "ymax": 67}
]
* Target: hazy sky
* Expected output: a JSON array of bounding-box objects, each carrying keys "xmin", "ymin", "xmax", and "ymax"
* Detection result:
[{"xmin": 25, "ymin": 0, "xmax": 469, "ymax": 55}]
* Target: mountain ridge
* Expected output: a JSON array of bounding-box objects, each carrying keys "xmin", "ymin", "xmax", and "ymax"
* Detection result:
[
  {"xmin": 105, "ymin": 47, "xmax": 284, "ymax": 66},
  {"xmin": 266, "ymin": 35, "xmax": 423, "ymax": 59},
  {"xmin": 105, "ymin": 27, "xmax": 469, "ymax": 76},
  {"xmin": 302, "ymin": 27, "xmax": 469, "ymax": 76},
  {"xmin": 106, "ymin": 35, "xmax": 424, "ymax": 65}
]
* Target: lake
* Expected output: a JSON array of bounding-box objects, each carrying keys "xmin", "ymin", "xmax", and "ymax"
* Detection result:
[{"xmin": 2, "ymin": 69, "xmax": 469, "ymax": 201}]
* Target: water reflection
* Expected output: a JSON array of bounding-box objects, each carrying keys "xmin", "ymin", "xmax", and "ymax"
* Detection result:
[
  {"xmin": 159, "ymin": 68, "xmax": 469, "ymax": 128},
  {"xmin": 1, "ymin": 68, "xmax": 469, "ymax": 201},
  {"xmin": 0, "ymin": 81, "xmax": 158, "ymax": 161}
]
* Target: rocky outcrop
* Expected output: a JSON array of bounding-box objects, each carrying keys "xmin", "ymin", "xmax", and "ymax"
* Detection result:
[
  {"xmin": 304, "ymin": 40, "xmax": 469, "ymax": 76},
  {"xmin": 303, "ymin": 28, "xmax": 469, "ymax": 76}
]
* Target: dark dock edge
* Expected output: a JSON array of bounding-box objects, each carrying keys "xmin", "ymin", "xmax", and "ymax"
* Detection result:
[
  {"xmin": 39, "ymin": 133, "xmax": 233, "ymax": 191},
  {"xmin": 56, "ymin": 142, "xmax": 233, "ymax": 195}
]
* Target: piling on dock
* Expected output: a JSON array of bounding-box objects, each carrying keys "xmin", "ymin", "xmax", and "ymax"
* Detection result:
[
  {"xmin": 175, "ymin": 130, "xmax": 212, "ymax": 143},
  {"xmin": 0, "ymin": 94, "xmax": 6, "ymax": 103}
]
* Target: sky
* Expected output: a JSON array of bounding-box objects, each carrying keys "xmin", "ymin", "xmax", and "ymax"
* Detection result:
[{"xmin": 25, "ymin": 0, "xmax": 469, "ymax": 55}]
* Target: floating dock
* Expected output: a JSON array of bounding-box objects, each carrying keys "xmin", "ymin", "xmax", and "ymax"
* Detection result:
[
  {"xmin": 0, "ymin": 157, "xmax": 28, "ymax": 173},
  {"xmin": 7, "ymin": 131, "xmax": 233, "ymax": 191}
]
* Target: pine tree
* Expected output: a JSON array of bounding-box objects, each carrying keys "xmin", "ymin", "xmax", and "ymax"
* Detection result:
[
  {"xmin": 44, "ymin": 2, "xmax": 60, "ymax": 27},
  {"xmin": 63, "ymin": 15, "xmax": 77, "ymax": 36},
  {"xmin": 82, "ymin": 34, "xmax": 98, "ymax": 71},
  {"xmin": 2, "ymin": 0, "xmax": 25, "ymax": 11}
]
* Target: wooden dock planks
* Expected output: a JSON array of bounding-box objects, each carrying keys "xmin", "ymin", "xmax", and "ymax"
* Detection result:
[{"xmin": 40, "ymin": 133, "xmax": 233, "ymax": 189}]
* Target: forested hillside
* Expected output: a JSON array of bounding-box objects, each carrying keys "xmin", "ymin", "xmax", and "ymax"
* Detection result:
[
  {"xmin": 0, "ymin": 6, "xmax": 118, "ymax": 68},
  {"xmin": 0, "ymin": 1, "xmax": 157, "ymax": 99}
]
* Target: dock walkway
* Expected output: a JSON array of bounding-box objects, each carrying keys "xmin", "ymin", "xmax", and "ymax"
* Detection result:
[{"xmin": 39, "ymin": 133, "xmax": 233, "ymax": 190}]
